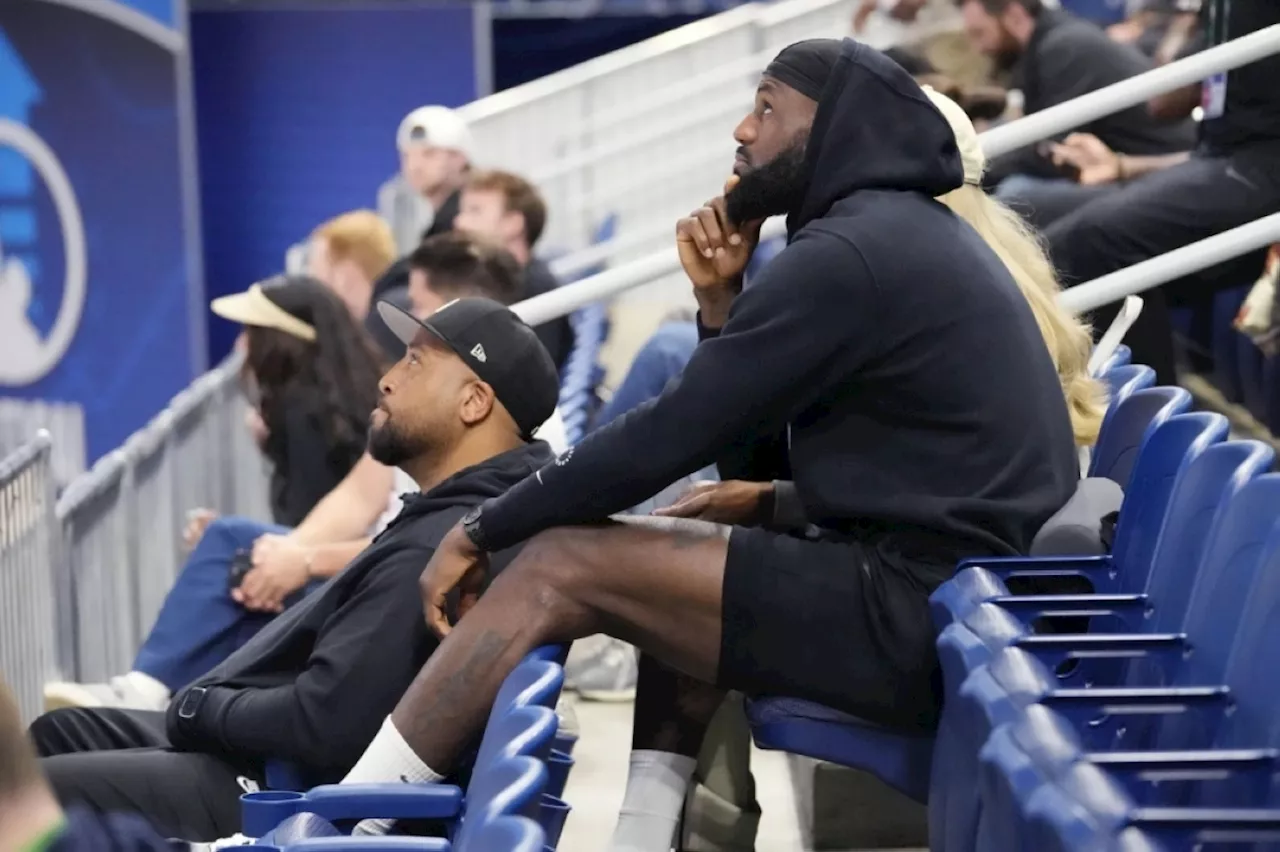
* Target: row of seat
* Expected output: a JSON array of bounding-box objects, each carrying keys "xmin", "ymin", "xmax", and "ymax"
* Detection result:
[
  {"xmin": 742, "ymin": 347, "xmax": 1150, "ymax": 804},
  {"xmin": 240, "ymin": 646, "xmax": 574, "ymax": 851},
  {"xmin": 928, "ymin": 357, "xmax": 1280, "ymax": 850}
]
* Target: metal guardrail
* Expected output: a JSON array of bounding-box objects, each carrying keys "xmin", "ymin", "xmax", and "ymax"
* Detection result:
[
  {"xmin": 43, "ymin": 352, "xmax": 274, "ymax": 683},
  {"xmin": 0, "ymin": 432, "xmax": 59, "ymax": 723}
]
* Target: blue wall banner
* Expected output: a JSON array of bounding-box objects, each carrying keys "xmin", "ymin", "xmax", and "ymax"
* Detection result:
[
  {"xmin": 0, "ymin": 0, "xmax": 204, "ymax": 461},
  {"xmin": 190, "ymin": 3, "xmax": 478, "ymax": 364}
]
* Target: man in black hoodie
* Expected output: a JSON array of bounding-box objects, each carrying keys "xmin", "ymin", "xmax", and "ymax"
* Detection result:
[
  {"xmin": 335, "ymin": 37, "xmax": 1077, "ymax": 850},
  {"xmin": 27, "ymin": 299, "xmax": 560, "ymax": 842}
]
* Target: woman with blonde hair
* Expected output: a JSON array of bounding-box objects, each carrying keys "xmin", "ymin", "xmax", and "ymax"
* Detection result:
[{"xmin": 923, "ymin": 86, "xmax": 1109, "ymax": 450}]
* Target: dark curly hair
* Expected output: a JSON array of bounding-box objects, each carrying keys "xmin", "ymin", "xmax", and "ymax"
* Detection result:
[{"xmin": 242, "ymin": 276, "xmax": 383, "ymax": 479}]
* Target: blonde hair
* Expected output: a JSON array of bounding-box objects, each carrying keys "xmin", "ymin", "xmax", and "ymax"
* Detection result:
[
  {"xmin": 938, "ymin": 185, "xmax": 1107, "ymax": 446},
  {"xmin": 313, "ymin": 210, "xmax": 397, "ymax": 282},
  {"xmin": 921, "ymin": 85, "xmax": 1106, "ymax": 447}
]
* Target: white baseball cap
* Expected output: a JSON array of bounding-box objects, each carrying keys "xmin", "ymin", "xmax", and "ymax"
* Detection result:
[
  {"xmin": 396, "ymin": 106, "xmax": 474, "ymax": 161},
  {"xmin": 922, "ymin": 85, "xmax": 985, "ymax": 187}
]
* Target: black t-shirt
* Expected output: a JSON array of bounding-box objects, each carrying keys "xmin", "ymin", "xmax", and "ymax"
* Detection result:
[
  {"xmin": 524, "ymin": 258, "xmax": 575, "ymax": 372},
  {"xmin": 1198, "ymin": 0, "xmax": 1280, "ymax": 154},
  {"xmin": 423, "ymin": 190, "xmax": 461, "ymax": 239}
]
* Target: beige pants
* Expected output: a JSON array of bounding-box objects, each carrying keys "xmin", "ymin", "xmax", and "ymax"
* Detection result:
[{"xmin": 680, "ymin": 693, "xmax": 760, "ymax": 852}]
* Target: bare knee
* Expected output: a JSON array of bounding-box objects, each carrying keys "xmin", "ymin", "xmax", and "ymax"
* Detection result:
[{"xmin": 496, "ymin": 527, "xmax": 607, "ymax": 635}]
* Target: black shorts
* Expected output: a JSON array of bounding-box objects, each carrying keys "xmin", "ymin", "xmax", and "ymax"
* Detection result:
[{"xmin": 718, "ymin": 526, "xmax": 944, "ymax": 732}]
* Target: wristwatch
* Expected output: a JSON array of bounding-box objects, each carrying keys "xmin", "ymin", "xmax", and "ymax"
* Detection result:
[{"xmin": 460, "ymin": 506, "xmax": 489, "ymax": 552}]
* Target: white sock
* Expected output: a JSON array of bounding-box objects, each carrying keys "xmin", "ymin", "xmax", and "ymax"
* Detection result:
[
  {"xmin": 342, "ymin": 717, "xmax": 443, "ymax": 835},
  {"xmin": 123, "ymin": 671, "xmax": 171, "ymax": 706},
  {"xmin": 610, "ymin": 750, "xmax": 698, "ymax": 852}
]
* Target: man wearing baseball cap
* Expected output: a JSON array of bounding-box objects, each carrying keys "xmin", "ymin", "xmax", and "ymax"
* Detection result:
[
  {"xmin": 377, "ymin": 105, "xmax": 475, "ymax": 255},
  {"xmin": 30, "ymin": 298, "xmax": 559, "ymax": 842}
]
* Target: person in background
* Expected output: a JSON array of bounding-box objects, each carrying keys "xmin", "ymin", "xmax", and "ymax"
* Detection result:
[
  {"xmin": 453, "ymin": 169, "xmax": 576, "ymax": 372},
  {"xmin": 1108, "ymin": 0, "xmax": 1202, "ymax": 63},
  {"xmin": 307, "ymin": 210, "xmax": 401, "ymax": 362},
  {"xmin": 957, "ymin": 0, "xmax": 1196, "ymax": 227},
  {"xmin": 30, "ymin": 298, "xmax": 561, "ymax": 843},
  {"xmin": 43, "ymin": 277, "xmax": 383, "ymax": 712},
  {"xmin": 216, "ymin": 278, "xmax": 383, "ymax": 528},
  {"xmin": 0, "ymin": 680, "xmax": 177, "ymax": 852},
  {"xmin": 377, "ymin": 106, "xmax": 474, "ymax": 255},
  {"xmin": 42, "ymin": 235, "xmax": 570, "ymax": 715},
  {"xmin": 1042, "ymin": 0, "xmax": 1280, "ymax": 386}
]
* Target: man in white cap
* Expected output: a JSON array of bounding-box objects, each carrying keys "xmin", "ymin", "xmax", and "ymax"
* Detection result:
[{"xmin": 377, "ymin": 105, "xmax": 474, "ymax": 255}]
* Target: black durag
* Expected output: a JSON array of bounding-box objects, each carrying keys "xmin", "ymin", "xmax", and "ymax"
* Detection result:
[{"xmin": 762, "ymin": 38, "xmax": 843, "ymax": 102}]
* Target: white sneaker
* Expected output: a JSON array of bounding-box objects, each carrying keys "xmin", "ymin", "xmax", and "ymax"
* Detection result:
[
  {"xmin": 43, "ymin": 672, "xmax": 170, "ymax": 712},
  {"xmin": 567, "ymin": 639, "xmax": 638, "ymax": 702},
  {"xmin": 555, "ymin": 694, "xmax": 580, "ymax": 740}
]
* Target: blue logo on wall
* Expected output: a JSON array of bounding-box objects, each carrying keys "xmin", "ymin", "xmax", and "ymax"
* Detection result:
[{"xmin": 0, "ymin": 29, "xmax": 87, "ymax": 386}]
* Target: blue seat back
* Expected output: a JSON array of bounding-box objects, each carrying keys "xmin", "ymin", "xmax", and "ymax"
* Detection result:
[
  {"xmin": 485, "ymin": 660, "xmax": 563, "ymax": 734},
  {"xmin": 1105, "ymin": 411, "xmax": 1225, "ymax": 595},
  {"xmin": 1098, "ymin": 344, "xmax": 1134, "ymax": 377},
  {"xmin": 1090, "ymin": 386, "xmax": 1191, "ymax": 487},
  {"xmin": 1161, "ymin": 487, "xmax": 1280, "ymax": 759},
  {"xmin": 457, "ymin": 815, "xmax": 546, "ymax": 852},
  {"xmin": 474, "ymin": 705, "xmax": 559, "ymax": 774},
  {"xmin": 1027, "ymin": 761, "xmax": 1131, "ymax": 852},
  {"xmin": 1141, "ymin": 438, "xmax": 1274, "ymax": 636},
  {"xmin": 1102, "ymin": 362, "xmax": 1151, "ymax": 401},
  {"xmin": 456, "ymin": 755, "xmax": 548, "ymax": 849}
]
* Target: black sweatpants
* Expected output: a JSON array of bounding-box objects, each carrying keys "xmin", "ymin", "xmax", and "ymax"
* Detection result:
[
  {"xmin": 31, "ymin": 707, "xmax": 261, "ymax": 842},
  {"xmin": 1045, "ymin": 147, "xmax": 1280, "ymax": 386}
]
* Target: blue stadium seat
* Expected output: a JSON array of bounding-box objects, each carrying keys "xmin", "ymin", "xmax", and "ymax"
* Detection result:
[
  {"xmin": 1211, "ymin": 287, "xmax": 1250, "ymax": 404},
  {"xmin": 1089, "ymin": 386, "xmax": 1193, "ymax": 486},
  {"xmin": 930, "ymin": 412, "xmax": 1228, "ymax": 635},
  {"xmin": 1238, "ymin": 332, "xmax": 1269, "ymax": 423},
  {"xmin": 1097, "ymin": 343, "xmax": 1133, "ymax": 376},
  {"xmin": 281, "ymin": 759, "xmax": 549, "ymax": 852},
  {"xmin": 930, "ymin": 603, "xmax": 1032, "ymax": 850},
  {"xmin": 1102, "ymin": 363, "xmax": 1154, "ymax": 408},
  {"xmin": 746, "ymin": 695, "xmax": 934, "ymax": 803},
  {"xmin": 1028, "ymin": 762, "xmax": 1280, "ymax": 852},
  {"xmin": 295, "ymin": 706, "xmax": 556, "ymax": 826}
]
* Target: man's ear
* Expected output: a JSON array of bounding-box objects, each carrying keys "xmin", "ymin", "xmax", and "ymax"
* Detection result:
[{"xmin": 458, "ymin": 380, "xmax": 497, "ymax": 428}]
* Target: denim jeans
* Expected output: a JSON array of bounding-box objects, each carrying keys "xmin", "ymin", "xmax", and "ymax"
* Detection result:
[{"xmin": 132, "ymin": 516, "xmax": 306, "ymax": 692}]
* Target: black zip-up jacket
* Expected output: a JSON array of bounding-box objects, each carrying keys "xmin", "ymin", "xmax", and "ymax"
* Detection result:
[
  {"xmin": 166, "ymin": 442, "xmax": 554, "ymax": 781},
  {"xmin": 984, "ymin": 7, "xmax": 1196, "ymax": 187},
  {"xmin": 473, "ymin": 40, "xmax": 1078, "ymax": 583}
]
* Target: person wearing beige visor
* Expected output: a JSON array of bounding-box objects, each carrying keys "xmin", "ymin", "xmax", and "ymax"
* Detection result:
[{"xmin": 44, "ymin": 276, "xmax": 384, "ymax": 712}]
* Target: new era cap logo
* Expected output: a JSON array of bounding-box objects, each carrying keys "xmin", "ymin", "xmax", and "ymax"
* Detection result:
[{"xmin": 470, "ymin": 343, "xmax": 487, "ymax": 363}]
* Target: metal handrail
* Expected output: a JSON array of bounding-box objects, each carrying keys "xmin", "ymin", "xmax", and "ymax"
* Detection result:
[{"xmin": 514, "ymin": 25, "xmax": 1280, "ymax": 326}]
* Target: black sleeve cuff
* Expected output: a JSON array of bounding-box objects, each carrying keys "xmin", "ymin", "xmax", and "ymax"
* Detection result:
[
  {"xmin": 166, "ymin": 684, "xmax": 237, "ymax": 751},
  {"xmin": 771, "ymin": 480, "xmax": 809, "ymax": 531},
  {"xmin": 695, "ymin": 313, "xmax": 723, "ymax": 341}
]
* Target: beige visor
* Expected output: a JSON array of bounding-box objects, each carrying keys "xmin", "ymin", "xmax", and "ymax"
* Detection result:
[{"xmin": 211, "ymin": 283, "xmax": 317, "ymax": 342}]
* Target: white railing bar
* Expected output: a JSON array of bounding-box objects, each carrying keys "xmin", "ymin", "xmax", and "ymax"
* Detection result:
[
  {"xmin": 532, "ymin": 97, "xmax": 750, "ymax": 182},
  {"xmin": 573, "ymin": 49, "xmax": 768, "ymax": 139},
  {"xmin": 458, "ymin": 2, "xmax": 766, "ymax": 123},
  {"xmin": 515, "ymin": 27, "xmax": 1280, "ymax": 325},
  {"xmin": 1061, "ymin": 214, "xmax": 1280, "ymax": 314},
  {"xmin": 983, "ymin": 24, "xmax": 1280, "ymax": 157}
]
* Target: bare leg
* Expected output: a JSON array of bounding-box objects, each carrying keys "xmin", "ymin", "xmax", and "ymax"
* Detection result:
[
  {"xmin": 631, "ymin": 654, "xmax": 725, "ymax": 757},
  {"xmin": 390, "ymin": 516, "xmax": 731, "ymax": 771}
]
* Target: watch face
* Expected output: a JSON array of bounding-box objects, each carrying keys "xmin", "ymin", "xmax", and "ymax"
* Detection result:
[{"xmin": 462, "ymin": 507, "xmax": 482, "ymax": 526}]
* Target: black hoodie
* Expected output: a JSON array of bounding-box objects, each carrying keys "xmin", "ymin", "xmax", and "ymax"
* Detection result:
[
  {"xmin": 166, "ymin": 442, "xmax": 554, "ymax": 782},
  {"xmin": 477, "ymin": 41, "xmax": 1077, "ymax": 581}
]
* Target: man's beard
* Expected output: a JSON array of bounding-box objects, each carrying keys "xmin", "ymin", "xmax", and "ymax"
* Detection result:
[
  {"xmin": 725, "ymin": 135, "xmax": 809, "ymax": 225},
  {"xmin": 367, "ymin": 416, "xmax": 424, "ymax": 468}
]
